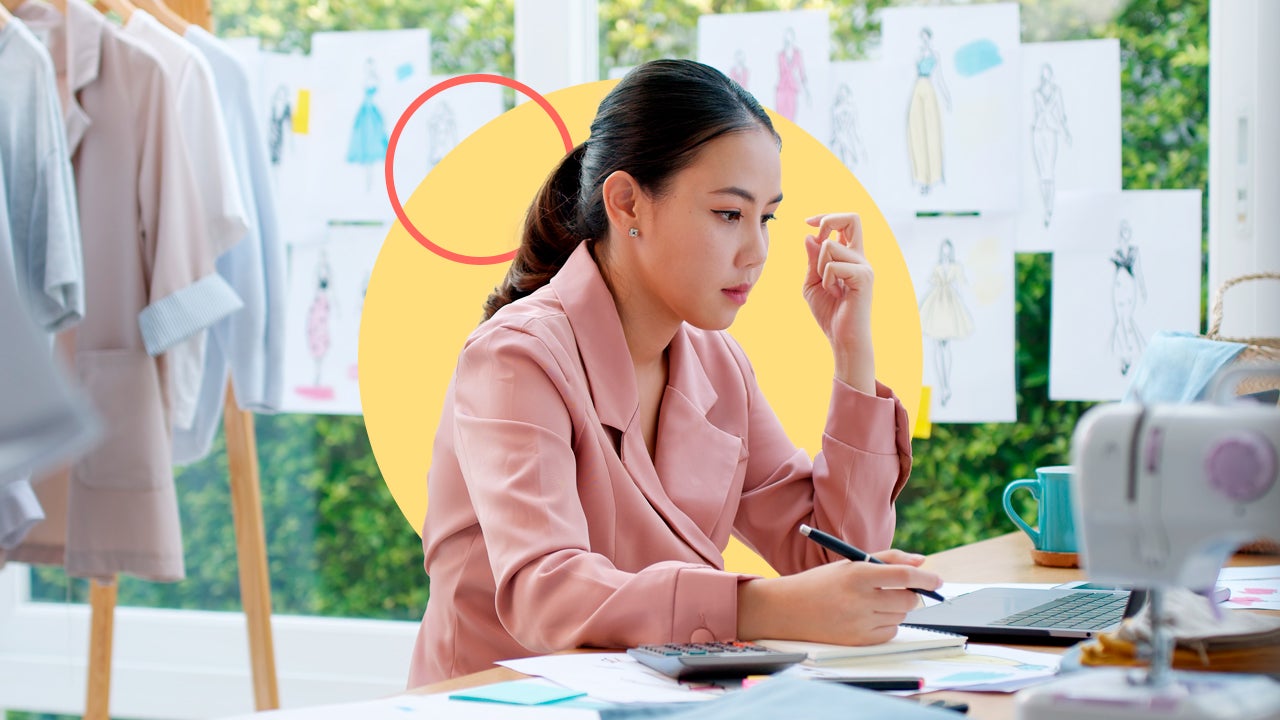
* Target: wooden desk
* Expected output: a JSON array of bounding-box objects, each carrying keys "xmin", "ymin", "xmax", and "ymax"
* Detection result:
[{"xmin": 413, "ymin": 532, "xmax": 1280, "ymax": 719}]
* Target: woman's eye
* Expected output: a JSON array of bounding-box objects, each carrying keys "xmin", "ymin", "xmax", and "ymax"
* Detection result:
[
  {"xmin": 761, "ymin": 213, "xmax": 777, "ymax": 225},
  {"xmin": 716, "ymin": 210, "xmax": 742, "ymax": 223}
]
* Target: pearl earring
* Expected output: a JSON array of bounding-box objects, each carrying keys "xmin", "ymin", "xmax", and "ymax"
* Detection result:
[{"xmin": 628, "ymin": 228, "xmax": 639, "ymax": 238}]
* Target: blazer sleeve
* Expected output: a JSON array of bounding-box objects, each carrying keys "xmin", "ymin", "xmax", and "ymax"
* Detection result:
[
  {"xmin": 453, "ymin": 325, "xmax": 747, "ymax": 653},
  {"xmin": 729, "ymin": 341, "xmax": 912, "ymax": 576}
]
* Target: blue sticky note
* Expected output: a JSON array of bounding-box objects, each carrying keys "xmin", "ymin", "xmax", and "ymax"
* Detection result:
[
  {"xmin": 449, "ymin": 679, "xmax": 587, "ymax": 705},
  {"xmin": 396, "ymin": 62, "xmax": 414, "ymax": 81},
  {"xmin": 954, "ymin": 39, "xmax": 1002, "ymax": 76}
]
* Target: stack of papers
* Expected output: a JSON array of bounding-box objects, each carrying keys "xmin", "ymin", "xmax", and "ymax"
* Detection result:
[{"xmin": 757, "ymin": 625, "xmax": 966, "ymax": 664}]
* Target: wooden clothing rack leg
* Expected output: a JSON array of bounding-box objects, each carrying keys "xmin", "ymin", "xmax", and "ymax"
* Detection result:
[{"xmin": 85, "ymin": 579, "xmax": 116, "ymax": 720}]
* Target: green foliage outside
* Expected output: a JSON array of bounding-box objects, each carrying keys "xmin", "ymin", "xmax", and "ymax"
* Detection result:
[{"xmin": 18, "ymin": 6, "xmax": 1208, "ymax": 716}]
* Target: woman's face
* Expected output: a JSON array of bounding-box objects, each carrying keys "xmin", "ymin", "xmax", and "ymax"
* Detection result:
[{"xmin": 630, "ymin": 127, "xmax": 782, "ymax": 332}]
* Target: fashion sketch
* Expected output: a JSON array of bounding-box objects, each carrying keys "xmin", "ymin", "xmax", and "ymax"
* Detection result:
[
  {"xmin": 427, "ymin": 102, "xmax": 458, "ymax": 169},
  {"xmin": 775, "ymin": 28, "xmax": 809, "ymax": 121},
  {"xmin": 729, "ymin": 49, "xmax": 750, "ymax": 90},
  {"xmin": 919, "ymin": 238, "xmax": 974, "ymax": 406},
  {"xmin": 346, "ymin": 57, "xmax": 390, "ymax": 191},
  {"xmin": 301, "ymin": 249, "xmax": 336, "ymax": 398},
  {"xmin": 268, "ymin": 84, "xmax": 293, "ymax": 166},
  {"xmin": 830, "ymin": 83, "xmax": 868, "ymax": 168},
  {"xmin": 1031, "ymin": 63, "xmax": 1072, "ymax": 227},
  {"xmin": 907, "ymin": 27, "xmax": 951, "ymax": 195},
  {"xmin": 1109, "ymin": 220, "xmax": 1146, "ymax": 376}
]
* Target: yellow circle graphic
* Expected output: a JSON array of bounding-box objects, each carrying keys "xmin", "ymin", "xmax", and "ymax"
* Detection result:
[{"xmin": 360, "ymin": 80, "xmax": 922, "ymax": 578}]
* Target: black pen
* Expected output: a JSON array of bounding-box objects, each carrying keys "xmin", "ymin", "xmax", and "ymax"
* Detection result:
[
  {"xmin": 799, "ymin": 524, "xmax": 946, "ymax": 602},
  {"xmin": 816, "ymin": 676, "xmax": 925, "ymax": 691}
]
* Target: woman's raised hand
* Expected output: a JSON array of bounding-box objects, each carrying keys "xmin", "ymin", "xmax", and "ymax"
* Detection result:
[{"xmin": 803, "ymin": 212, "xmax": 876, "ymax": 393}]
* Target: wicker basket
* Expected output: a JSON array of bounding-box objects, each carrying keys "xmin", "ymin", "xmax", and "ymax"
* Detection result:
[{"xmin": 1206, "ymin": 272, "xmax": 1280, "ymax": 555}]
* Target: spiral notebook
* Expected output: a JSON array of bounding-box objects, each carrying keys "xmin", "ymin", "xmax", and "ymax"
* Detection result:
[{"xmin": 756, "ymin": 626, "xmax": 966, "ymax": 665}]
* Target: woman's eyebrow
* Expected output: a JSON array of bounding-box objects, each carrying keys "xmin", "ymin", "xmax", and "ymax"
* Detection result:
[{"xmin": 711, "ymin": 187, "xmax": 784, "ymax": 205}]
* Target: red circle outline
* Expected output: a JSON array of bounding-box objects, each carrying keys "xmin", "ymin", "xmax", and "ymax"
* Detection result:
[{"xmin": 384, "ymin": 74, "xmax": 575, "ymax": 265}]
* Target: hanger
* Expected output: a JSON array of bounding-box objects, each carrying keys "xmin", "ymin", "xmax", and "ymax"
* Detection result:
[
  {"xmin": 0, "ymin": 2, "xmax": 10, "ymax": 27},
  {"xmin": 92, "ymin": 0, "xmax": 134, "ymax": 25},
  {"xmin": 132, "ymin": 0, "xmax": 186, "ymax": 34}
]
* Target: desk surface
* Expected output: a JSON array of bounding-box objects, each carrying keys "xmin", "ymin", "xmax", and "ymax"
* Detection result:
[{"xmin": 412, "ymin": 532, "xmax": 1279, "ymax": 720}]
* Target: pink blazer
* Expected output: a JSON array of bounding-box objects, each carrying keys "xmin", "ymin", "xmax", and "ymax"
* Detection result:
[{"xmin": 408, "ymin": 241, "xmax": 912, "ymax": 685}]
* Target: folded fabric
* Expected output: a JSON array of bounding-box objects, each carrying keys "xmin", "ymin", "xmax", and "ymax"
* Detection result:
[
  {"xmin": 1124, "ymin": 331, "xmax": 1245, "ymax": 403},
  {"xmin": 597, "ymin": 677, "xmax": 955, "ymax": 720}
]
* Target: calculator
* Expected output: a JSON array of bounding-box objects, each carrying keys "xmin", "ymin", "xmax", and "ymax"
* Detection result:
[{"xmin": 627, "ymin": 641, "xmax": 807, "ymax": 680}]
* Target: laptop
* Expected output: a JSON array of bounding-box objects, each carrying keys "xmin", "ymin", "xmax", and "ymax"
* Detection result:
[{"xmin": 902, "ymin": 583, "xmax": 1147, "ymax": 645}]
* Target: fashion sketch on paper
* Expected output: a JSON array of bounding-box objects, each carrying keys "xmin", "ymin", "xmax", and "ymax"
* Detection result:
[
  {"xmin": 1031, "ymin": 63, "xmax": 1072, "ymax": 227},
  {"xmin": 729, "ymin": 49, "xmax": 750, "ymax": 90},
  {"xmin": 428, "ymin": 101, "xmax": 458, "ymax": 170},
  {"xmin": 907, "ymin": 27, "xmax": 951, "ymax": 195},
  {"xmin": 1109, "ymin": 220, "xmax": 1146, "ymax": 376},
  {"xmin": 297, "ymin": 249, "xmax": 337, "ymax": 401},
  {"xmin": 347, "ymin": 57, "xmax": 390, "ymax": 191},
  {"xmin": 830, "ymin": 83, "xmax": 868, "ymax": 168},
  {"xmin": 268, "ymin": 84, "xmax": 294, "ymax": 166},
  {"xmin": 919, "ymin": 238, "xmax": 973, "ymax": 407},
  {"xmin": 775, "ymin": 28, "xmax": 809, "ymax": 121}
]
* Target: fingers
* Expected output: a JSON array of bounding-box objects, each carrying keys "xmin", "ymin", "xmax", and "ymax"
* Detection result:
[
  {"xmin": 873, "ymin": 549, "xmax": 927, "ymax": 567},
  {"xmin": 804, "ymin": 212, "xmax": 864, "ymax": 254},
  {"xmin": 811, "ymin": 233, "xmax": 872, "ymax": 294},
  {"xmin": 852, "ymin": 562, "xmax": 944, "ymax": 595}
]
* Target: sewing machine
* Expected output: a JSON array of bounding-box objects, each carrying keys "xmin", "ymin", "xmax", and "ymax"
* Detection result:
[{"xmin": 1015, "ymin": 367, "xmax": 1280, "ymax": 719}]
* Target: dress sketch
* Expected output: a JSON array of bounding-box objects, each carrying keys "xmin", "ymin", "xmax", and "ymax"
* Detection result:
[
  {"xmin": 347, "ymin": 57, "xmax": 390, "ymax": 191},
  {"xmin": 775, "ymin": 28, "xmax": 808, "ymax": 121},
  {"xmin": 729, "ymin": 49, "xmax": 750, "ymax": 90},
  {"xmin": 919, "ymin": 238, "xmax": 973, "ymax": 406},
  {"xmin": 268, "ymin": 85, "xmax": 293, "ymax": 166},
  {"xmin": 428, "ymin": 102, "xmax": 458, "ymax": 169},
  {"xmin": 1109, "ymin": 220, "xmax": 1146, "ymax": 376},
  {"xmin": 907, "ymin": 27, "xmax": 951, "ymax": 195},
  {"xmin": 830, "ymin": 83, "xmax": 867, "ymax": 168},
  {"xmin": 1031, "ymin": 63, "xmax": 1072, "ymax": 227},
  {"xmin": 300, "ymin": 249, "xmax": 335, "ymax": 400}
]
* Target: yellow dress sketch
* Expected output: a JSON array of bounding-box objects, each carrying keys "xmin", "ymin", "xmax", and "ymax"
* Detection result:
[{"xmin": 907, "ymin": 27, "xmax": 951, "ymax": 194}]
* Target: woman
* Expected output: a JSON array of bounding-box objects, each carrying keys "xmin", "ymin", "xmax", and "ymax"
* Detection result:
[
  {"xmin": 1110, "ymin": 220, "xmax": 1146, "ymax": 376},
  {"xmin": 918, "ymin": 239, "xmax": 974, "ymax": 407},
  {"xmin": 1030, "ymin": 63, "xmax": 1072, "ymax": 227},
  {"xmin": 408, "ymin": 59, "xmax": 938, "ymax": 685}
]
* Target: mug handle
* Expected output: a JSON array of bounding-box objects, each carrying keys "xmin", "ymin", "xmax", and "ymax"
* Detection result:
[{"xmin": 1002, "ymin": 479, "xmax": 1040, "ymax": 548}]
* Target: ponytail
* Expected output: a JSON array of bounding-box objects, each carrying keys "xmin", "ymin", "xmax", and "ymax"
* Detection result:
[{"xmin": 482, "ymin": 143, "xmax": 588, "ymax": 321}]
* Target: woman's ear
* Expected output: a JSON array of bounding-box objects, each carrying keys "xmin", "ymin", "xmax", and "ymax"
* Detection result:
[{"xmin": 602, "ymin": 170, "xmax": 642, "ymax": 237}]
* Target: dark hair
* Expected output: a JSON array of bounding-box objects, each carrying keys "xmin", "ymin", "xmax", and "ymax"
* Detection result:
[{"xmin": 482, "ymin": 59, "xmax": 779, "ymax": 321}]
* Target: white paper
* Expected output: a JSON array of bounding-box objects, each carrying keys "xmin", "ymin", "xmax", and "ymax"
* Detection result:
[
  {"xmin": 1016, "ymin": 40, "xmax": 1122, "ymax": 251},
  {"xmin": 878, "ymin": 3, "xmax": 1022, "ymax": 213},
  {"xmin": 259, "ymin": 50, "xmax": 324, "ymax": 243},
  {"xmin": 497, "ymin": 654, "xmax": 718, "ymax": 704},
  {"xmin": 783, "ymin": 644, "xmax": 1061, "ymax": 694},
  {"xmin": 899, "ymin": 215, "xmax": 1017, "ymax": 423},
  {"xmin": 1049, "ymin": 190, "xmax": 1202, "ymax": 401},
  {"xmin": 216, "ymin": 691, "xmax": 599, "ymax": 719},
  {"xmin": 697, "ymin": 9, "xmax": 831, "ymax": 144},
  {"xmin": 1218, "ymin": 565, "xmax": 1280, "ymax": 581},
  {"xmin": 281, "ymin": 222, "xmax": 387, "ymax": 414},
  {"xmin": 1220, "ymin": 579, "xmax": 1280, "ymax": 610},
  {"xmin": 309, "ymin": 30, "xmax": 432, "ymax": 222}
]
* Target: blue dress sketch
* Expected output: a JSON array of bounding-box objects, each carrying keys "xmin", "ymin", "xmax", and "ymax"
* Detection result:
[
  {"xmin": 347, "ymin": 58, "xmax": 389, "ymax": 191},
  {"xmin": 907, "ymin": 27, "xmax": 951, "ymax": 195},
  {"xmin": 1031, "ymin": 63, "xmax": 1072, "ymax": 227},
  {"xmin": 1110, "ymin": 220, "xmax": 1146, "ymax": 376},
  {"xmin": 919, "ymin": 239, "xmax": 973, "ymax": 406}
]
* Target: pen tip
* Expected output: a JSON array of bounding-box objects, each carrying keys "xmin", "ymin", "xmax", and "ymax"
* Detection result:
[{"xmin": 798, "ymin": 524, "xmax": 811, "ymax": 536}]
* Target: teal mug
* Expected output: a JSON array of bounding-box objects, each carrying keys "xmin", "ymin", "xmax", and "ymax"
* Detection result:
[{"xmin": 1002, "ymin": 466, "xmax": 1077, "ymax": 553}]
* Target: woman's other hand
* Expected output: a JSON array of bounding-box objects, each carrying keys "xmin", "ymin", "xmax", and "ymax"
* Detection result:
[{"xmin": 803, "ymin": 212, "xmax": 875, "ymax": 393}]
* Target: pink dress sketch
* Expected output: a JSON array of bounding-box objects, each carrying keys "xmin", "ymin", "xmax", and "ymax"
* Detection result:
[
  {"xmin": 919, "ymin": 238, "xmax": 973, "ymax": 406},
  {"xmin": 729, "ymin": 49, "xmax": 750, "ymax": 90},
  {"xmin": 775, "ymin": 28, "xmax": 808, "ymax": 121},
  {"xmin": 296, "ymin": 250, "xmax": 336, "ymax": 401}
]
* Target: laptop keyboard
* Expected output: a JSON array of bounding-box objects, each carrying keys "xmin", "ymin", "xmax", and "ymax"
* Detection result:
[{"xmin": 988, "ymin": 591, "xmax": 1129, "ymax": 631}]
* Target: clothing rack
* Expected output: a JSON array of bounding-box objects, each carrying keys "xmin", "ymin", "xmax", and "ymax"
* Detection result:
[{"xmin": 82, "ymin": 0, "xmax": 280, "ymax": 714}]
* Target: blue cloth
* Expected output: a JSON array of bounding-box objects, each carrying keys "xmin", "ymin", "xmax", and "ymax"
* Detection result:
[
  {"xmin": 597, "ymin": 678, "xmax": 955, "ymax": 719},
  {"xmin": 916, "ymin": 55, "xmax": 936, "ymax": 76},
  {"xmin": 1123, "ymin": 331, "xmax": 1246, "ymax": 403},
  {"xmin": 346, "ymin": 86, "xmax": 389, "ymax": 164},
  {"xmin": 175, "ymin": 27, "xmax": 288, "ymax": 465}
]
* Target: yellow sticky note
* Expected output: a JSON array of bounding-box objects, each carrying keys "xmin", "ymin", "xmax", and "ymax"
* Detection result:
[
  {"xmin": 912, "ymin": 387, "xmax": 932, "ymax": 439},
  {"xmin": 293, "ymin": 89, "xmax": 311, "ymax": 134}
]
